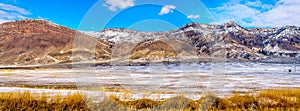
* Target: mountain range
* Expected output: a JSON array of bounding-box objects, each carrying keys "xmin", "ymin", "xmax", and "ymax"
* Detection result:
[{"xmin": 0, "ymin": 20, "xmax": 299, "ymax": 65}]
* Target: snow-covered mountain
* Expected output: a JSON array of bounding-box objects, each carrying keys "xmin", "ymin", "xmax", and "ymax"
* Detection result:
[
  {"xmin": 84, "ymin": 22, "xmax": 300, "ymax": 60},
  {"xmin": 0, "ymin": 20, "xmax": 299, "ymax": 65}
]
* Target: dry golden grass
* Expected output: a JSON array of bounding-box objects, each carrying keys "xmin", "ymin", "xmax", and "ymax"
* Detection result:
[
  {"xmin": 0, "ymin": 89, "xmax": 300, "ymax": 110},
  {"xmin": 0, "ymin": 91, "xmax": 88, "ymax": 110}
]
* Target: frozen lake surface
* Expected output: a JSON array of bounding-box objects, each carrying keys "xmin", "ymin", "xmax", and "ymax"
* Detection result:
[{"xmin": 0, "ymin": 62, "xmax": 299, "ymax": 100}]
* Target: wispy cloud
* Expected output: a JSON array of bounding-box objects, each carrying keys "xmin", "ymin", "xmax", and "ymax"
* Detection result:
[
  {"xmin": 211, "ymin": 0, "xmax": 300, "ymax": 27},
  {"xmin": 244, "ymin": 0, "xmax": 273, "ymax": 11},
  {"xmin": 211, "ymin": 1, "xmax": 262, "ymax": 26},
  {"xmin": 0, "ymin": 3, "xmax": 30, "ymax": 23},
  {"xmin": 103, "ymin": 0, "xmax": 135, "ymax": 11},
  {"xmin": 158, "ymin": 5, "xmax": 176, "ymax": 15},
  {"xmin": 187, "ymin": 14, "xmax": 200, "ymax": 19},
  {"xmin": 0, "ymin": 19, "xmax": 8, "ymax": 24}
]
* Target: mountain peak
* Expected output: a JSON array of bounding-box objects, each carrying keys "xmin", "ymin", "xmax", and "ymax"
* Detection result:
[
  {"xmin": 179, "ymin": 22, "xmax": 202, "ymax": 30},
  {"xmin": 2, "ymin": 19, "xmax": 50, "ymax": 25},
  {"xmin": 223, "ymin": 21, "xmax": 241, "ymax": 27},
  {"xmin": 280, "ymin": 25, "xmax": 299, "ymax": 30},
  {"xmin": 0, "ymin": 19, "xmax": 72, "ymax": 31}
]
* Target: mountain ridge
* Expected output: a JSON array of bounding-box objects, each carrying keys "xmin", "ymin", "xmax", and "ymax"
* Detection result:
[
  {"xmin": 86, "ymin": 21, "xmax": 299, "ymax": 60},
  {"xmin": 0, "ymin": 19, "xmax": 299, "ymax": 65}
]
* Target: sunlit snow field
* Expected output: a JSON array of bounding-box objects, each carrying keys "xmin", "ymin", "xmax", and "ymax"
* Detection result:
[{"xmin": 0, "ymin": 62, "xmax": 299, "ymax": 100}]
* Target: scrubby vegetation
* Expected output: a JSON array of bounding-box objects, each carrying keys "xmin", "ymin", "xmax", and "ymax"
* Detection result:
[{"xmin": 0, "ymin": 89, "xmax": 300, "ymax": 110}]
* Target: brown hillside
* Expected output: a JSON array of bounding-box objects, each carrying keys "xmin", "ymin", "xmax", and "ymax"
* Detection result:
[{"xmin": 0, "ymin": 20, "xmax": 111, "ymax": 65}]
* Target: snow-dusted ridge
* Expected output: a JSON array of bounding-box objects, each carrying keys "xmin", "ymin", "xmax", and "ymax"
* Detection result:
[{"xmin": 82, "ymin": 21, "xmax": 300, "ymax": 60}]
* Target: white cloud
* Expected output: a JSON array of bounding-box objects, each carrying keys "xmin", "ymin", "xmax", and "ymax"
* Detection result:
[
  {"xmin": 103, "ymin": 0, "xmax": 135, "ymax": 11},
  {"xmin": 187, "ymin": 14, "xmax": 200, "ymax": 19},
  {"xmin": 0, "ymin": 3, "xmax": 30, "ymax": 24},
  {"xmin": 159, "ymin": 5, "xmax": 176, "ymax": 15},
  {"xmin": 211, "ymin": 1, "xmax": 261, "ymax": 26},
  {"xmin": 0, "ymin": 19, "xmax": 8, "ymax": 24},
  {"xmin": 245, "ymin": 0, "xmax": 273, "ymax": 10},
  {"xmin": 211, "ymin": 0, "xmax": 300, "ymax": 27},
  {"xmin": 254, "ymin": 0, "xmax": 300, "ymax": 27},
  {"xmin": 0, "ymin": 3, "xmax": 30, "ymax": 15}
]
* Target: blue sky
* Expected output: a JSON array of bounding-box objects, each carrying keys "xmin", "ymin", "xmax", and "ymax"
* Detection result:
[{"xmin": 0, "ymin": 0, "xmax": 299, "ymax": 31}]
